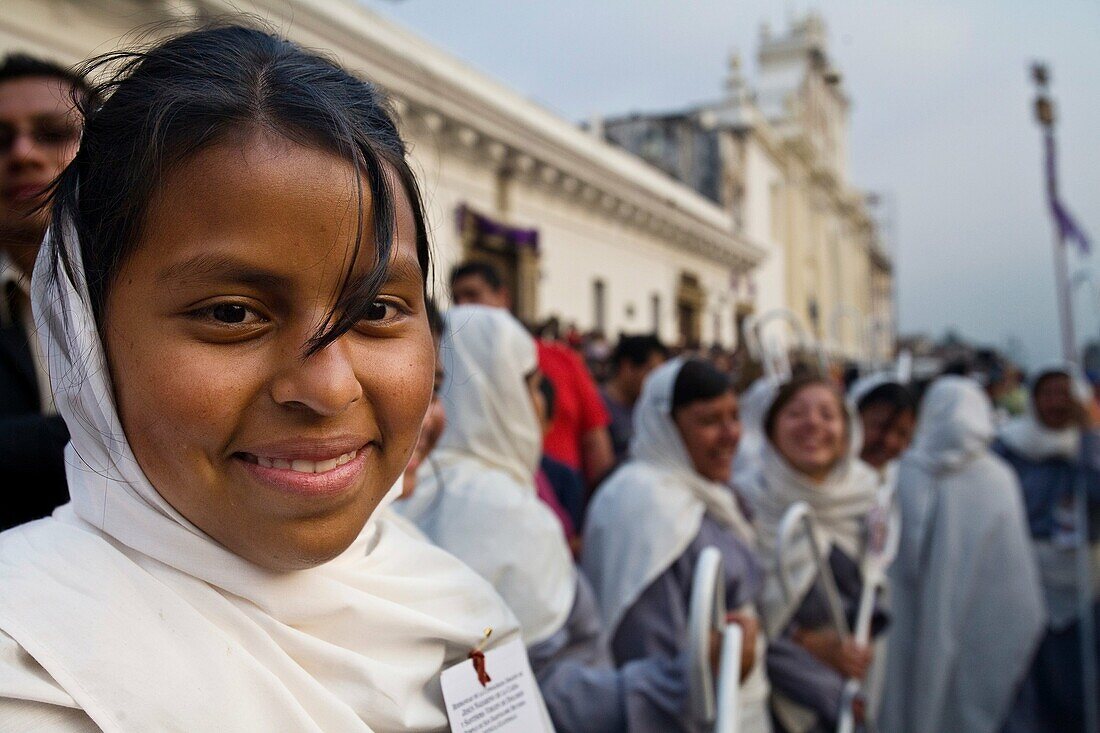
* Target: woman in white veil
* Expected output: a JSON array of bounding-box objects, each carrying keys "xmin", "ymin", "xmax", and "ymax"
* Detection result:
[{"xmin": 583, "ymin": 357, "xmax": 772, "ymax": 733}]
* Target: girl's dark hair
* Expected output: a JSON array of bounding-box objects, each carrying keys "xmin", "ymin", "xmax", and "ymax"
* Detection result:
[
  {"xmin": 671, "ymin": 359, "xmax": 732, "ymax": 413},
  {"xmin": 48, "ymin": 23, "xmax": 428, "ymax": 355},
  {"xmin": 1031, "ymin": 369, "xmax": 1070, "ymax": 397},
  {"xmin": 763, "ymin": 376, "xmax": 845, "ymax": 440},
  {"xmin": 856, "ymin": 382, "xmax": 916, "ymax": 415}
]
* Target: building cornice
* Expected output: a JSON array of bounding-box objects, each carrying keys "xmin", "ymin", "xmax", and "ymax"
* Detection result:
[{"xmin": 212, "ymin": 0, "xmax": 766, "ymax": 271}]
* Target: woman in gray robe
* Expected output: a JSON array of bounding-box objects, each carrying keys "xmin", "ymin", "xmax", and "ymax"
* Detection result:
[{"xmin": 584, "ymin": 358, "xmax": 772, "ymax": 732}]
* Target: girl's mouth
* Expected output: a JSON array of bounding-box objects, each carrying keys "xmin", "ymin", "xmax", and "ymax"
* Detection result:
[{"xmin": 232, "ymin": 447, "xmax": 371, "ymax": 497}]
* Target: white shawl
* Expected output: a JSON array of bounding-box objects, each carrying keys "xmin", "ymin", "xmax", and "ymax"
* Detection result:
[
  {"xmin": 742, "ymin": 386, "xmax": 880, "ymax": 638},
  {"xmin": 0, "ymin": 223, "xmax": 521, "ymax": 732},
  {"xmin": 879, "ymin": 376, "xmax": 1045, "ymax": 733},
  {"xmin": 395, "ymin": 305, "xmax": 575, "ymax": 646}
]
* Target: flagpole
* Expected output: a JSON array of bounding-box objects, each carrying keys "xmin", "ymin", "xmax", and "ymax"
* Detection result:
[{"xmin": 1033, "ymin": 61, "xmax": 1099, "ymax": 733}]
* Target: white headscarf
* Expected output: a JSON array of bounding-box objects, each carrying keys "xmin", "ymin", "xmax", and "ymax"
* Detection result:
[
  {"xmin": 0, "ymin": 222, "xmax": 521, "ymax": 732},
  {"xmin": 583, "ymin": 358, "xmax": 756, "ymax": 637},
  {"xmin": 879, "ymin": 376, "xmax": 1045, "ymax": 733},
  {"xmin": 395, "ymin": 305, "xmax": 575, "ymax": 646},
  {"xmin": 742, "ymin": 380, "xmax": 880, "ymax": 637},
  {"xmin": 998, "ymin": 362, "xmax": 1091, "ymax": 462}
]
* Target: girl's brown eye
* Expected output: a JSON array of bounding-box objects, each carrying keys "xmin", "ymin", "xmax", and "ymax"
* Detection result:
[
  {"xmin": 211, "ymin": 303, "xmax": 248, "ymax": 324},
  {"xmin": 363, "ymin": 301, "xmax": 398, "ymax": 323}
]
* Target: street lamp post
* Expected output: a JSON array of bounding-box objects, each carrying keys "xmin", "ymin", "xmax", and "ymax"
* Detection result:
[{"xmin": 1032, "ymin": 63, "xmax": 1077, "ymax": 363}]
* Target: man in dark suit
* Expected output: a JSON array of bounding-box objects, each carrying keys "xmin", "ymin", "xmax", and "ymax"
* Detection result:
[{"xmin": 0, "ymin": 55, "xmax": 92, "ymax": 530}]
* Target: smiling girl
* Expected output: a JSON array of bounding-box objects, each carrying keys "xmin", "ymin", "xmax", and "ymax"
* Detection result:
[
  {"xmin": 744, "ymin": 377, "xmax": 884, "ymax": 733},
  {"xmin": 0, "ymin": 24, "xmax": 522, "ymax": 731}
]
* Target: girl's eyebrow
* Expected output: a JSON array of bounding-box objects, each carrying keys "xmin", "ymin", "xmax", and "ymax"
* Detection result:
[
  {"xmin": 158, "ymin": 253, "xmax": 292, "ymax": 290},
  {"xmin": 381, "ymin": 251, "xmax": 423, "ymax": 285}
]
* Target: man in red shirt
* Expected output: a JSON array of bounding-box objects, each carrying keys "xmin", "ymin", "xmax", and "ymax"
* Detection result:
[{"xmin": 450, "ymin": 261, "xmax": 614, "ymax": 487}]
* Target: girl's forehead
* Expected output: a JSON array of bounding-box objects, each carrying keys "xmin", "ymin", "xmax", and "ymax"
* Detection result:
[{"xmin": 786, "ymin": 384, "xmax": 841, "ymax": 410}]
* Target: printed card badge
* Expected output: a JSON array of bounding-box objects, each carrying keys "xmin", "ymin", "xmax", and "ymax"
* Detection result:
[{"xmin": 441, "ymin": 631, "xmax": 551, "ymax": 733}]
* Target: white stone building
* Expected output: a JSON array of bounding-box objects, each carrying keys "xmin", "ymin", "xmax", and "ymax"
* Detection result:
[
  {"xmin": 1, "ymin": 0, "xmax": 767, "ymax": 348},
  {"xmin": 602, "ymin": 14, "xmax": 895, "ymax": 363}
]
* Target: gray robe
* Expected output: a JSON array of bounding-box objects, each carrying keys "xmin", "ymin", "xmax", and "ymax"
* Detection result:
[
  {"xmin": 767, "ymin": 546, "xmax": 886, "ymax": 733},
  {"xmin": 531, "ymin": 572, "xmax": 687, "ymax": 732},
  {"xmin": 608, "ymin": 514, "xmax": 766, "ymax": 733}
]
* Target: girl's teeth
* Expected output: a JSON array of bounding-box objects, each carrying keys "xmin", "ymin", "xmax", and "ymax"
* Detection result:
[{"xmin": 254, "ymin": 451, "xmax": 357, "ymax": 473}]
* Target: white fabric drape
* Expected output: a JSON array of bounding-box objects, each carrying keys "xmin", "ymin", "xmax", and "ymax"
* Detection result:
[
  {"xmin": 395, "ymin": 305, "xmax": 575, "ymax": 646},
  {"xmin": 879, "ymin": 376, "xmax": 1046, "ymax": 733},
  {"xmin": 0, "ymin": 222, "xmax": 521, "ymax": 732}
]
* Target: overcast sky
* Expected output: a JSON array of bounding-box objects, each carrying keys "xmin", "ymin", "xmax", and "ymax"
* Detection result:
[{"xmin": 363, "ymin": 0, "xmax": 1099, "ymax": 367}]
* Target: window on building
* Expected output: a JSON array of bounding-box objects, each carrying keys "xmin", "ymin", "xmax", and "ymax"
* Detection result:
[
  {"xmin": 651, "ymin": 293, "xmax": 661, "ymax": 335},
  {"xmin": 593, "ymin": 279, "xmax": 606, "ymax": 334}
]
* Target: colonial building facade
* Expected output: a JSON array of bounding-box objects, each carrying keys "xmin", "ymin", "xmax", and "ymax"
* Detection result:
[
  {"xmin": 602, "ymin": 14, "xmax": 895, "ymax": 362},
  {"xmin": 1, "ymin": 0, "xmax": 768, "ymax": 349}
]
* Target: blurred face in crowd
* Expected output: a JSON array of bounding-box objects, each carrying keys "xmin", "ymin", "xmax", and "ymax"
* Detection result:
[
  {"xmin": 451, "ymin": 272, "xmax": 510, "ymax": 309},
  {"xmin": 1034, "ymin": 373, "xmax": 1078, "ymax": 431},
  {"xmin": 104, "ymin": 134, "xmax": 434, "ymax": 571},
  {"xmin": 858, "ymin": 404, "xmax": 915, "ymax": 470},
  {"xmin": 673, "ymin": 391, "xmax": 741, "ymax": 483},
  {"xmin": 0, "ymin": 75, "xmax": 81, "ymax": 269},
  {"xmin": 617, "ymin": 351, "xmax": 666, "ymax": 405},
  {"xmin": 772, "ymin": 383, "xmax": 848, "ymax": 482}
]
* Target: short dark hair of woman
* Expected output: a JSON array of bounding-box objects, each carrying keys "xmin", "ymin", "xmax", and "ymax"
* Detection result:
[
  {"xmin": 671, "ymin": 358, "xmax": 733, "ymax": 414},
  {"xmin": 856, "ymin": 381, "xmax": 916, "ymax": 417},
  {"xmin": 611, "ymin": 334, "xmax": 668, "ymax": 371},
  {"xmin": 449, "ymin": 260, "xmax": 503, "ymax": 291},
  {"xmin": 44, "ymin": 22, "xmax": 428, "ymax": 355},
  {"xmin": 763, "ymin": 376, "xmax": 845, "ymax": 441}
]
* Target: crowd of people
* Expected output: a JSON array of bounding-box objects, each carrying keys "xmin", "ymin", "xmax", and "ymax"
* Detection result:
[{"xmin": 0, "ymin": 22, "xmax": 1097, "ymax": 733}]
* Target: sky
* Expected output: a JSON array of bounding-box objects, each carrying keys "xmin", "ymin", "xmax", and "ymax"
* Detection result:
[{"xmin": 362, "ymin": 0, "xmax": 1099, "ymax": 367}]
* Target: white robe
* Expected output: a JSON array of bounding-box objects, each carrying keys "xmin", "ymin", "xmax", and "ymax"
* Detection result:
[
  {"xmin": 878, "ymin": 376, "xmax": 1046, "ymax": 733},
  {"xmin": 0, "ymin": 221, "xmax": 523, "ymax": 732}
]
